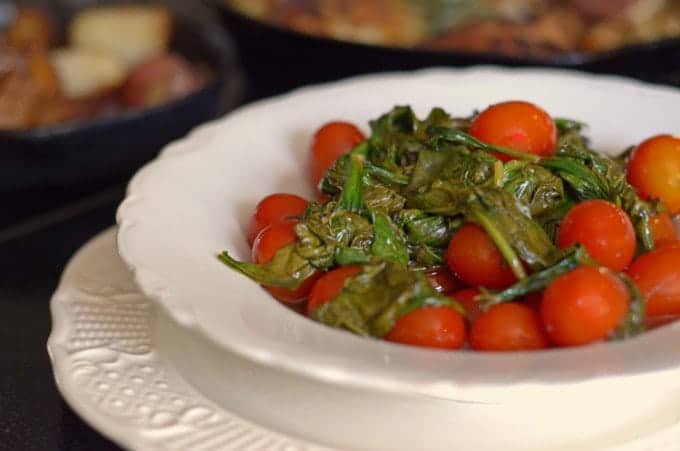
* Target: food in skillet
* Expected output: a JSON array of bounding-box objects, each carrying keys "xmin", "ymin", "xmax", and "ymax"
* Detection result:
[
  {"xmin": 225, "ymin": 0, "xmax": 680, "ymax": 58},
  {"xmin": 220, "ymin": 100, "xmax": 680, "ymax": 351},
  {"xmin": 0, "ymin": 5, "xmax": 208, "ymax": 130}
]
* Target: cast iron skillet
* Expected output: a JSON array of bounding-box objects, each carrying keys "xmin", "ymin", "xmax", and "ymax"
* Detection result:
[
  {"xmin": 0, "ymin": 0, "xmax": 242, "ymax": 192},
  {"xmin": 212, "ymin": 1, "xmax": 680, "ymax": 100}
]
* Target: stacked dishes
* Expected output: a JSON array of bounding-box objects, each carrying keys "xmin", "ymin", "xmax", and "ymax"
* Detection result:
[{"xmin": 49, "ymin": 68, "xmax": 680, "ymax": 451}]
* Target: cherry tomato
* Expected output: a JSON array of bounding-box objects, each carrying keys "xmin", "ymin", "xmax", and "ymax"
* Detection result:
[
  {"xmin": 627, "ymin": 246, "xmax": 680, "ymax": 316},
  {"xmin": 446, "ymin": 223, "xmax": 516, "ymax": 289},
  {"xmin": 469, "ymin": 302, "xmax": 549, "ymax": 351},
  {"xmin": 541, "ymin": 266, "xmax": 629, "ymax": 346},
  {"xmin": 649, "ymin": 213, "xmax": 678, "ymax": 245},
  {"xmin": 306, "ymin": 265, "xmax": 362, "ymax": 317},
  {"xmin": 655, "ymin": 239, "xmax": 680, "ymax": 250},
  {"xmin": 385, "ymin": 306, "xmax": 466, "ymax": 350},
  {"xmin": 252, "ymin": 220, "xmax": 316, "ymax": 303},
  {"xmin": 309, "ymin": 121, "xmax": 365, "ymax": 189},
  {"xmin": 247, "ymin": 193, "xmax": 309, "ymax": 247},
  {"xmin": 469, "ymin": 100, "xmax": 557, "ymax": 162},
  {"xmin": 557, "ymin": 200, "xmax": 636, "ymax": 271},
  {"xmin": 425, "ymin": 266, "xmax": 461, "ymax": 293},
  {"xmin": 448, "ymin": 288, "xmax": 482, "ymax": 322},
  {"xmin": 645, "ymin": 314, "xmax": 680, "ymax": 330},
  {"xmin": 521, "ymin": 292, "xmax": 543, "ymax": 312},
  {"xmin": 627, "ymin": 135, "xmax": 680, "ymax": 214}
]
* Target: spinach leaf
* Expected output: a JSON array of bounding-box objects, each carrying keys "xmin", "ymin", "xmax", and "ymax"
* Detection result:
[
  {"xmin": 396, "ymin": 209, "xmax": 457, "ymax": 247},
  {"xmin": 407, "ymin": 146, "xmax": 498, "ymax": 192},
  {"xmin": 371, "ymin": 213, "xmax": 409, "ymax": 267},
  {"xmin": 298, "ymin": 201, "xmax": 374, "ymax": 269},
  {"xmin": 542, "ymin": 144, "xmax": 659, "ymax": 251},
  {"xmin": 411, "ymin": 182, "xmax": 559, "ymax": 277},
  {"xmin": 479, "ymin": 245, "xmax": 594, "ymax": 309},
  {"xmin": 363, "ymin": 183, "xmax": 406, "ymax": 216},
  {"xmin": 429, "ymin": 127, "xmax": 541, "ymax": 162},
  {"xmin": 407, "ymin": 244, "xmax": 446, "ymax": 270},
  {"xmin": 320, "ymin": 152, "xmax": 350, "ymax": 196},
  {"xmin": 336, "ymin": 146, "xmax": 367, "ymax": 213},
  {"xmin": 613, "ymin": 273, "xmax": 646, "ymax": 339},
  {"xmin": 218, "ymin": 244, "xmax": 317, "ymax": 289},
  {"xmin": 368, "ymin": 106, "xmax": 422, "ymax": 172},
  {"xmin": 502, "ymin": 160, "xmax": 565, "ymax": 217},
  {"xmin": 471, "ymin": 187, "xmax": 560, "ymax": 272},
  {"xmin": 313, "ymin": 261, "xmax": 462, "ymax": 337}
]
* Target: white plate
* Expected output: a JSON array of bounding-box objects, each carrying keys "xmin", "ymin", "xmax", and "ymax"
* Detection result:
[
  {"xmin": 48, "ymin": 229, "xmax": 680, "ymax": 451},
  {"xmin": 48, "ymin": 228, "xmax": 331, "ymax": 451}
]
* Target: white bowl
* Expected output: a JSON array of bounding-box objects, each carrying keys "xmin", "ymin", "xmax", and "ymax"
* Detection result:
[{"xmin": 117, "ymin": 67, "xmax": 680, "ymax": 449}]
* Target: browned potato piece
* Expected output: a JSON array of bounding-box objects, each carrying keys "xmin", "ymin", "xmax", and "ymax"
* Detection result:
[
  {"xmin": 33, "ymin": 98, "xmax": 92, "ymax": 127},
  {"xmin": 319, "ymin": 0, "xmax": 427, "ymax": 47},
  {"xmin": 5, "ymin": 8, "xmax": 57, "ymax": 51},
  {"xmin": 69, "ymin": 5, "xmax": 172, "ymax": 69},
  {"xmin": 0, "ymin": 47, "xmax": 61, "ymax": 129},
  {"xmin": 121, "ymin": 53, "xmax": 204, "ymax": 108},
  {"xmin": 27, "ymin": 50, "xmax": 60, "ymax": 98},
  {"xmin": 569, "ymin": 0, "xmax": 637, "ymax": 20},
  {"xmin": 0, "ymin": 71, "xmax": 40, "ymax": 129},
  {"xmin": 580, "ymin": 20, "xmax": 630, "ymax": 52},
  {"xmin": 50, "ymin": 47, "xmax": 126, "ymax": 99},
  {"xmin": 424, "ymin": 6, "xmax": 584, "ymax": 57}
]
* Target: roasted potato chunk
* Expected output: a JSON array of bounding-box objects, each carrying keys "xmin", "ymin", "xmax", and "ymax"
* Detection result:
[
  {"xmin": 5, "ymin": 8, "xmax": 57, "ymax": 51},
  {"xmin": 69, "ymin": 5, "xmax": 172, "ymax": 69},
  {"xmin": 51, "ymin": 48, "xmax": 126, "ymax": 99},
  {"xmin": 0, "ymin": 47, "xmax": 61, "ymax": 129}
]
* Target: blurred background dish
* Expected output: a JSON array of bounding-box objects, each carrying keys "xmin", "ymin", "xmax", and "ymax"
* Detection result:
[
  {"xmin": 213, "ymin": 0, "xmax": 680, "ymax": 99},
  {"xmin": 0, "ymin": 0, "xmax": 242, "ymax": 192}
]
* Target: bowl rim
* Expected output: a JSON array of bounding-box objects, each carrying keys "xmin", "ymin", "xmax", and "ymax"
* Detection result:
[
  {"xmin": 117, "ymin": 66, "xmax": 680, "ymax": 401},
  {"xmin": 214, "ymin": 1, "xmax": 680, "ymax": 67}
]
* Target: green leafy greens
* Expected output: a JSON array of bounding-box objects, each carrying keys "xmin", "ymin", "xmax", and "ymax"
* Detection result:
[{"xmin": 219, "ymin": 105, "xmax": 655, "ymax": 341}]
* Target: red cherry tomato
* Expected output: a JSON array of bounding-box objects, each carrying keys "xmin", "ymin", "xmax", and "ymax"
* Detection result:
[
  {"xmin": 446, "ymin": 223, "xmax": 516, "ymax": 289},
  {"xmin": 541, "ymin": 266, "xmax": 629, "ymax": 346},
  {"xmin": 469, "ymin": 100, "xmax": 557, "ymax": 162},
  {"xmin": 520, "ymin": 292, "xmax": 543, "ymax": 312},
  {"xmin": 627, "ymin": 246, "xmax": 680, "ymax": 316},
  {"xmin": 448, "ymin": 288, "xmax": 482, "ymax": 322},
  {"xmin": 655, "ymin": 238, "xmax": 680, "ymax": 250},
  {"xmin": 309, "ymin": 121, "xmax": 365, "ymax": 189},
  {"xmin": 425, "ymin": 267, "xmax": 461, "ymax": 293},
  {"xmin": 385, "ymin": 306, "xmax": 466, "ymax": 350},
  {"xmin": 649, "ymin": 213, "xmax": 678, "ymax": 245},
  {"xmin": 557, "ymin": 200, "xmax": 636, "ymax": 271},
  {"xmin": 252, "ymin": 220, "xmax": 316, "ymax": 303},
  {"xmin": 247, "ymin": 193, "xmax": 309, "ymax": 247},
  {"xmin": 469, "ymin": 302, "xmax": 549, "ymax": 351},
  {"xmin": 645, "ymin": 314, "xmax": 680, "ymax": 330},
  {"xmin": 627, "ymin": 135, "xmax": 680, "ymax": 214},
  {"xmin": 306, "ymin": 265, "xmax": 362, "ymax": 317}
]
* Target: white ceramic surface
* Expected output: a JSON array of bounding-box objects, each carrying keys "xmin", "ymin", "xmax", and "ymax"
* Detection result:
[
  {"xmin": 117, "ymin": 66, "xmax": 680, "ymax": 393},
  {"xmin": 48, "ymin": 229, "xmax": 680, "ymax": 451},
  {"xmin": 48, "ymin": 229, "xmax": 331, "ymax": 451}
]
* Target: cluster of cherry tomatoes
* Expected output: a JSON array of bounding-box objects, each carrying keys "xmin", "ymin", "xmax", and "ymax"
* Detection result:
[{"xmin": 246, "ymin": 101, "xmax": 680, "ymax": 352}]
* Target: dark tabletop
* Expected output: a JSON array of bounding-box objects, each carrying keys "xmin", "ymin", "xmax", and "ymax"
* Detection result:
[{"xmin": 0, "ymin": 180, "xmax": 127, "ymax": 451}]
